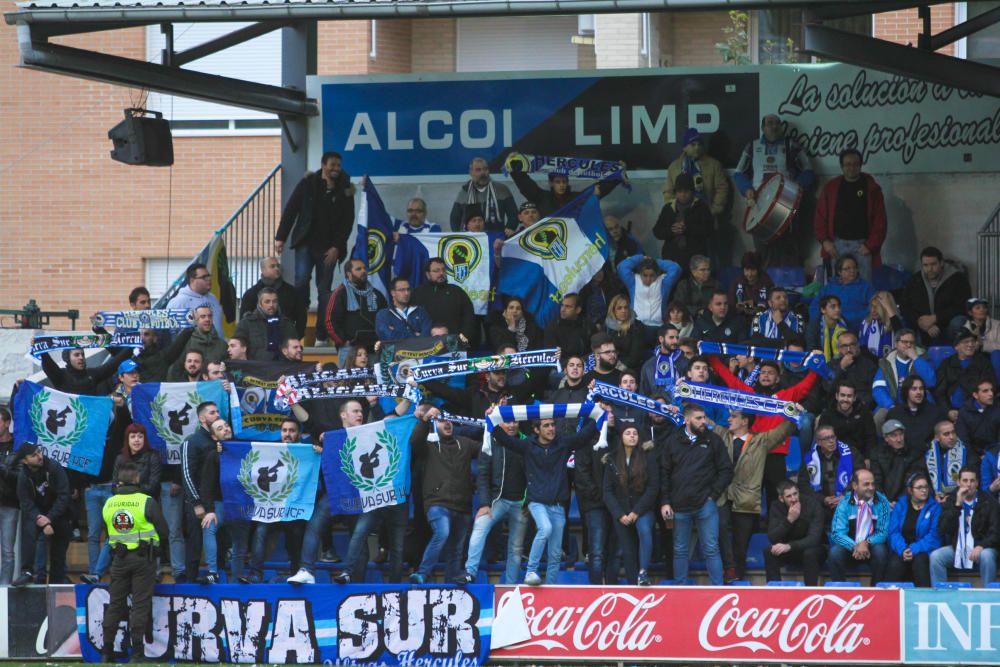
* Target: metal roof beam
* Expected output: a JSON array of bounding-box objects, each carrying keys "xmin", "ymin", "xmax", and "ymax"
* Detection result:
[
  {"xmin": 804, "ymin": 1, "xmax": 926, "ymax": 22},
  {"xmin": 16, "ymin": 25, "xmax": 318, "ymax": 116},
  {"xmin": 172, "ymin": 20, "xmax": 291, "ymax": 66},
  {"xmin": 802, "ymin": 23, "xmax": 1000, "ymax": 98},
  {"xmin": 927, "ymin": 5, "xmax": 1000, "ymax": 50}
]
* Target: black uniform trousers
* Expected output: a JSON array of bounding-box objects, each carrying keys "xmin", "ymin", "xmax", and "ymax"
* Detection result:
[{"xmin": 102, "ymin": 543, "xmax": 157, "ymax": 658}]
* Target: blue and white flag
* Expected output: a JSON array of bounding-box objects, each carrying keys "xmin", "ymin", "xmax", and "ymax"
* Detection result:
[
  {"xmin": 12, "ymin": 381, "xmax": 113, "ymax": 475},
  {"xmin": 352, "ymin": 178, "xmax": 396, "ymax": 300},
  {"xmin": 131, "ymin": 381, "xmax": 229, "ymax": 464},
  {"xmin": 498, "ymin": 188, "xmax": 609, "ymax": 327},
  {"xmin": 394, "ymin": 232, "xmax": 493, "ymax": 315},
  {"xmin": 219, "ymin": 441, "xmax": 321, "ymax": 523},
  {"xmin": 322, "ymin": 415, "xmax": 416, "ymax": 515}
]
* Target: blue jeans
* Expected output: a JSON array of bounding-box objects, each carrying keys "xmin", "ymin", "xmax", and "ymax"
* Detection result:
[
  {"xmin": 930, "ymin": 545, "xmax": 998, "ymax": 588},
  {"xmin": 160, "ymin": 482, "xmax": 186, "ymax": 577},
  {"xmin": 828, "ymin": 542, "xmax": 889, "ymax": 584},
  {"xmin": 527, "ymin": 503, "xmax": 566, "ymax": 584},
  {"xmin": 250, "ymin": 521, "xmax": 305, "ymax": 576},
  {"xmin": 418, "ymin": 505, "xmax": 471, "ymax": 581},
  {"xmin": 613, "ymin": 511, "xmax": 654, "ymax": 584},
  {"xmin": 345, "ymin": 503, "xmax": 408, "ymax": 583},
  {"xmin": 202, "ymin": 502, "xmax": 249, "ymax": 578},
  {"xmin": 293, "ymin": 245, "xmax": 336, "ymax": 342},
  {"xmin": 464, "ymin": 499, "xmax": 526, "ymax": 584},
  {"xmin": 85, "ymin": 484, "xmax": 113, "ymax": 576},
  {"xmin": 673, "ymin": 498, "xmax": 723, "ymax": 585},
  {"xmin": 585, "ymin": 508, "xmax": 614, "ymax": 585},
  {"xmin": 0, "ymin": 506, "xmax": 18, "ymax": 584},
  {"xmin": 300, "ymin": 493, "xmax": 331, "ymax": 573}
]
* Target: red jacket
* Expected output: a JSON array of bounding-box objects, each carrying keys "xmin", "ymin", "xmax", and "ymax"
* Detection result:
[
  {"xmin": 814, "ymin": 173, "xmax": 887, "ymax": 269},
  {"xmin": 708, "ymin": 356, "xmax": 818, "ymax": 455}
]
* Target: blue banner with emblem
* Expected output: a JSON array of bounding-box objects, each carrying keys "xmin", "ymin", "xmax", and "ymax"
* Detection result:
[
  {"xmin": 352, "ymin": 178, "xmax": 395, "ymax": 300},
  {"xmin": 76, "ymin": 583, "xmax": 493, "ymax": 664},
  {"xmin": 11, "ymin": 381, "xmax": 113, "ymax": 475},
  {"xmin": 131, "ymin": 380, "xmax": 229, "ymax": 464}
]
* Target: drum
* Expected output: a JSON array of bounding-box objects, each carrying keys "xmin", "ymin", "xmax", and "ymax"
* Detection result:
[{"xmin": 743, "ymin": 174, "xmax": 802, "ymax": 242}]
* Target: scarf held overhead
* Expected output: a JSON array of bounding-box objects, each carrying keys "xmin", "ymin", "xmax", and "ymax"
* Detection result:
[
  {"xmin": 277, "ymin": 382, "xmax": 420, "ymax": 408},
  {"xmin": 404, "ymin": 348, "xmax": 560, "ymax": 383},
  {"xmin": 697, "ymin": 341, "xmax": 833, "ymax": 380},
  {"xmin": 29, "ymin": 331, "xmax": 143, "ymax": 359},
  {"xmin": 588, "ymin": 381, "xmax": 684, "ymax": 427},
  {"xmin": 674, "ymin": 380, "xmax": 801, "ymax": 421},
  {"xmin": 482, "ymin": 402, "xmax": 608, "ymax": 456},
  {"xmin": 93, "ymin": 309, "xmax": 195, "ymax": 330},
  {"xmin": 502, "ymin": 152, "xmax": 629, "ymax": 188}
]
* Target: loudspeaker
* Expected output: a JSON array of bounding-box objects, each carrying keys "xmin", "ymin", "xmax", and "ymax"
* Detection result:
[{"xmin": 108, "ymin": 108, "xmax": 174, "ymax": 166}]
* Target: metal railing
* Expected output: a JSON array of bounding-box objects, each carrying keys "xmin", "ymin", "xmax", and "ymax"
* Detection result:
[
  {"xmin": 977, "ymin": 200, "xmax": 1000, "ymax": 313},
  {"xmin": 154, "ymin": 163, "xmax": 282, "ymax": 311}
]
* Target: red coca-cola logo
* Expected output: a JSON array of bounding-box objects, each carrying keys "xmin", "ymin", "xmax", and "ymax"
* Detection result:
[
  {"xmin": 493, "ymin": 586, "xmax": 902, "ymax": 662},
  {"xmin": 697, "ymin": 592, "xmax": 872, "ymax": 654}
]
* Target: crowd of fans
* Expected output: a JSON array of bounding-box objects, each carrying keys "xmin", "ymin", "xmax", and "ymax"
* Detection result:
[{"xmin": 3, "ymin": 113, "xmax": 999, "ymax": 590}]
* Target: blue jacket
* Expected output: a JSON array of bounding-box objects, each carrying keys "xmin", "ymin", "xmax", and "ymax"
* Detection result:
[
  {"xmin": 872, "ymin": 352, "xmax": 937, "ymax": 410},
  {"xmin": 810, "ymin": 277, "xmax": 875, "ymax": 330},
  {"xmin": 374, "ymin": 305, "xmax": 433, "ymax": 341},
  {"xmin": 982, "ymin": 446, "xmax": 1000, "ymax": 499},
  {"xmin": 491, "ymin": 421, "xmax": 598, "ymax": 505},
  {"xmin": 888, "ymin": 496, "xmax": 941, "ymax": 556},
  {"xmin": 829, "ymin": 491, "xmax": 892, "ymax": 550},
  {"xmin": 616, "ymin": 255, "xmax": 682, "ymax": 323}
]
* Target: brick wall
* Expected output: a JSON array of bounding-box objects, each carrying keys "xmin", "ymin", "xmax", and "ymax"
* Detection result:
[
  {"xmin": 873, "ymin": 5, "xmax": 956, "ymax": 55},
  {"xmin": 658, "ymin": 11, "xmax": 731, "ymax": 66},
  {"xmin": 594, "ymin": 13, "xmax": 643, "ymax": 68},
  {"xmin": 411, "ymin": 19, "xmax": 457, "ymax": 72},
  {"xmin": 317, "ymin": 20, "xmax": 372, "ymax": 74},
  {"xmin": 0, "ymin": 2, "xmax": 280, "ymax": 328}
]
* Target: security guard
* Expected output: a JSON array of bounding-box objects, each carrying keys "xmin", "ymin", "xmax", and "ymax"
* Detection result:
[{"xmin": 100, "ymin": 462, "xmax": 169, "ymax": 663}]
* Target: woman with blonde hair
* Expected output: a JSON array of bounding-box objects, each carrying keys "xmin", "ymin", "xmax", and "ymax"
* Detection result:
[{"xmin": 602, "ymin": 294, "xmax": 646, "ymax": 371}]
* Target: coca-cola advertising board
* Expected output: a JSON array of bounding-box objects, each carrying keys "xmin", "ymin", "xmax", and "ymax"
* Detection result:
[{"xmin": 492, "ymin": 586, "xmax": 902, "ymax": 663}]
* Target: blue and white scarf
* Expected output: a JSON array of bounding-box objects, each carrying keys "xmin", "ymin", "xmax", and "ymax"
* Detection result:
[
  {"xmin": 854, "ymin": 495, "xmax": 874, "ymax": 544},
  {"xmin": 859, "ymin": 318, "xmax": 893, "ymax": 358},
  {"xmin": 955, "ymin": 498, "xmax": 978, "ymax": 569},
  {"xmin": 926, "ymin": 440, "xmax": 966, "ymax": 496},
  {"xmin": 653, "ymin": 349, "xmax": 682, "ymax": 388},
  {"xmin": 93, "ymin": 309, "xmax": 194, "ymax": 330},
  {"xmin": 277, "ymin": 382, "xmax": 420, "ymax": 407},
  {"xmin": 805, "ymin": 439, "xmax": 854, "ymax": 495},
  {"xmin": 28, "ymin": 331, "xmax": 143, "ymax": 359},
  {"xmin": 680, "ymin": 154, "xmax": 706, "ymax": 204},
  {"xmin": 674, "ymin": 380, "xmax": 801, "ymax": 421},
  {"xmin": 698, "ymin": 341, "xmax": 833, "ymax": 380},
  {"xmin": 407, "ymin": 348, "xmax": 559, "ymax": 383},
  {"xmin": 588, "ymin": 381, "xmax": 684, "ymax": 427},
  {"xmin": 483, "ymin": 402, "xmax": 608, "ymax": 455},
  {"xmin": 437, "ymin": 411, "xmax": 486, "ymax": 430},
  {"xmin": 503, "ymin": 152, "xmax": 629, "ymax": 187},
  {"xmin": 279, "ymin": 368, "xmax": 373, "ymax": 390}
]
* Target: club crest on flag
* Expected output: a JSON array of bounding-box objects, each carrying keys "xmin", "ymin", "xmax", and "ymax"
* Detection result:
[
  {"xmin": 237, "ymin": 447, "xmax": 300, "ymax": 504},
  {"xmin": 149, "ymin": 389, "xmax": 203, "ymax": 450},
  {"xmin": 439, "ymin": 235, "xmax": 481, "ymax": 284},
  {"xmin": 519, "ymin": 219, "xmax": 568, "ymax": 261},
  {"xmin": 339, "ymin": 428, "xmax": 400, "ymax": 493},
  {"xmin": 28, "ymin": 391, "xmax": 88, "ymax": 448},
  {"xmin": 367, "ymin": 227, "xmax": 388, "ymax": 274}
]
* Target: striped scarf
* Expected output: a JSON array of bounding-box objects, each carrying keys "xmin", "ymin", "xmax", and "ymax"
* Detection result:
[
  {"xmin": 482, "ymin": 402, "xmax": 607, "ymax": 456},
  {"xmin": 589, "ymin": 381, "xmax": 684, "ymax": 427}
]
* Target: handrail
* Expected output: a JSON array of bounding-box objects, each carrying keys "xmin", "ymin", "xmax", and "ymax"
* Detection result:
[
  {"xmin": 976, "ymin": 200, "xmax": 1000, "ymax": 313},
  {"xmin": 154, "ymin": 164, "xmax": 282, "ymax": 311}
]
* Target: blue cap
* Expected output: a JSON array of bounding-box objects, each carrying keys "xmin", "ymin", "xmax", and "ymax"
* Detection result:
[
  {"xmin": 682, "ymin": 128, "xmax": 704, "ymax": 146},
  {"xmin": 117, "ymin": 358, "xmax": 139, "ymax": 375}
]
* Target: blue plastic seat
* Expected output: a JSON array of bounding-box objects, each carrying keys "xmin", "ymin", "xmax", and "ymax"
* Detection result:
[
  {"xmin": 925, "ymin": 346, "xmax": 955, "ymax": 370},
  {"xmin": 934, "ymin": 581, "xmax": 971, "ymax": 589},
  {"xmin": 744, "ymin": 533, "xmax": 770, "ymax": 570},
  {"xmin": 876, "ymin": 581, "xmax": 914, "ymax": 589},
  {"xmin": 767, "ymin": 580, "xmax": 805, "ymax": 587},
  {"xmin": 767, "ymin": 266, "xmax": 806, "ymax": 289},
  {"xmin": 824, "ymin": 581, "xmax": 862, "ymax": 587}
]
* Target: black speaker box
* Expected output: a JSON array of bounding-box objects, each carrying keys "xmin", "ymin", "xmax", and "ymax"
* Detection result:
[{"xmin": 108, "ymin": 109, "xmax": 174, "ymax": 167}]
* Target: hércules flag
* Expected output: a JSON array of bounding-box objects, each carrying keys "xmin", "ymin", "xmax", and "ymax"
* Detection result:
[
  {"xmin": 322, "ymin": 415, "xmax": 416, "ymax": 514},
  {"xmin": 352, "ymin": 178, "xmax": 395, "ymax": 300},
  {"xmin": 12, "ymin": 381, "xmax": 114, "ymax": 475},
  {"xmin": 394, "ymin": 232, "xmax": 493, "ymax": 315},
  {"xmin": 219, "ymin": 441, "xmax": 321, "ymax": 522},
  {"xmin": 131, "ymin": 381, "xmax": 229, "ymax": 464},
  {"xmin": 498, "ymin": 187, "xmax": 608, "ymax": 327}
]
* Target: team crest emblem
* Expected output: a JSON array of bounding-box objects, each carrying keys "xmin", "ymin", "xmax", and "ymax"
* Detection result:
[
  {"xmin": 519, "ymin": 219, "xmax": 568, "ymax": 261},
  {"xmin": 339, "ymin": 430, "xmax": 401, "ymax": 491},
  {"xmin": 28, "ymin": 391, "xmax": 87, "ymax": 447},
  {"xmin": 367, "ymin": 228, "xmax": 388, "ymax": 274},
  {"xmin": 238, "ymin": 448, "xmax": 299, "ymax": 503},
  {"xmin": 438, "ymin": 236, "xmax": 481, "ymax": 284},
  {"xmin": 112, "ymin": 510, "xmax": 134, "ymax": 533}
]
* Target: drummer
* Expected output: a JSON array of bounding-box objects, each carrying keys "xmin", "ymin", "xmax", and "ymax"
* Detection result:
[{"xmin": 734, "ymin": 114, "xmax": 816, "ymax": 266}]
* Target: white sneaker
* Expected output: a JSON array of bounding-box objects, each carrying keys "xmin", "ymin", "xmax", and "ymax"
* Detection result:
[
  {"xmin": 524, "ymin": 572, "xmax": 542, "ymax": 586},
  {"xmin": 287, "ymin": 568, "xmax": 315, "ymax": 585}
]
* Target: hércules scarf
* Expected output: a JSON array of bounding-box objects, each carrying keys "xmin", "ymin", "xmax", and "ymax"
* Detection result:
[
  {"xmin": 503, "ymin": 152, "xmax": 629, "ymax": 189},
  {"xmin": 588, "ymin": 380, "xmax": 684, "ymax": 427},
  {"xmin": 653, "ymin": 348, "xmax": 682, "ymax": 388},
  {"xmin": 405, "ymin": 349, "xmax": 559, "ymax": 383},
  {"xmin": 482, "ymin": 402, "xmax": 608, "ymax": 456},
  {"xmin": 926, "ymin": 440, "xmax": 966, "ymax": 495},
  {"xmin": 29, "ymin": 331, "xmax": 143, "ymax": 359},
  {"xmin": 674, "ymin": 380, "xmax": 801, "ymax": 421},
  {"xmin": 805, "ymin": 439, "xmax": 854, "ymax": 494},
  {"xmin": 955, "ymin": 497, "xmax": 978, "ymax": 569}
]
